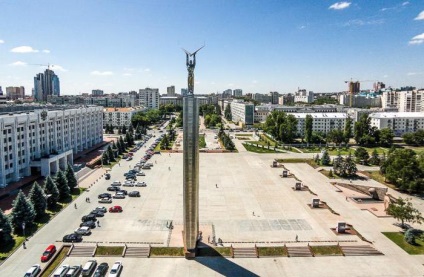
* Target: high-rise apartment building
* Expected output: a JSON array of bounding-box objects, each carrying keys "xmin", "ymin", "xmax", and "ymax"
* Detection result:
[
  {"xmin": 233, "ymin": 89, "xmax": 243, "ymax": 97},
  {"xmin": 294, "ymin": 89, "xmax": 314, "ymax": 103},
  {"xmin": 382, "ymin": 89, "xmax": 424, "ymax": 112},
  {"xmin": 139, "ymin": 88, "xmax": 160, "ymax": 109},
  {"xmin": 167, "ymin": 86, "xmax": 176, "ymax": 96},
  {"xmin": 92, "ymin": 89, "xmax": 104, "ymax": 96},
  {"xmin": 6, "ymin": 86, "xmax": 25, "ymax": 100},
  {"xmin": 33, "ymin": 69, "xmax": 60, "ymax": 102},
  {"xmin": 269, "ymin": 91, "xmax": 280, "ymax": 104}
]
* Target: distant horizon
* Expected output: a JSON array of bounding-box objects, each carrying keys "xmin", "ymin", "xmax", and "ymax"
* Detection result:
[{"xmin": 1, "ymin": 1, "xmax": 423, "ymax": 94}]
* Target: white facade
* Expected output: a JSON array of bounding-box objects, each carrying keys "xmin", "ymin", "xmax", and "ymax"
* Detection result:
[
  {"xmin": 382, "ymin": 90, "xmax": 424, "ymax": 112},
  {"xmin": 294, "ymin": 89, "xmax": 314, "ymax": 103},
  {"xmin": 0, "ymin": 106, "xmax": 103, "ymax": 187},
  {"xmin": 289, "ymin": 112, "xmax": 348, "ymax": 137},
  {"xmin": 103, "ymin": 107, "xmax": 144, "ymax": 128},
  {"xmin": 139, "ymin": 88, "xmax": 160, "ymax": 109},
  {"xmin": 369, "ymin": 112, "xmax": 424, "ymax": 136},
  {"xmin": 230, "ymin": 101, "xmax": 255, "ymax": 125},
  {"xmin": 254, "ymin": 106, "xmax": 271, "ymax": 123}
]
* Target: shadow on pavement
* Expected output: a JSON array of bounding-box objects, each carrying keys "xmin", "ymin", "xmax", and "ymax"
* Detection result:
[{"xmin": 195, "ymin": 257, "xmax": 259, "ymax": 277}]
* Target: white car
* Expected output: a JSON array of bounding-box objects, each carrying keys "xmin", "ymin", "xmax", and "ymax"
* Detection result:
[
  {"xmin": 52, "ymin": 264, "xmax": 69, "ymax": 277},
  {"xmin": 135, "ymin": 181, "xmax": 147, "ymax": 187},
  {"xmin": 74, "ymin": 226, "xmax": 91, "ymax": 236},
  {"xmin": 111, "ymin": 181, "xmax": 122, "ymax": 186},
  {"xmin": 123, "ymin": 181, "xmax": 134, "ymax": 187},
  {"xmin": 113, "ymin": 192, "xmax": 126, "ymax": 199},
  {"xmin": 24, "ymin": 264, "xmax": 41, "ymax": 277},
  {"xmin": 109, "ymin": 261, "xmax": 123, "ymax": 277},
  {"xmin": 98, "ymin": 198, "xmax": 112, "ymax": 203},
  {"xmin": 136, "ymin": 172, "xmax": 145, "ymax": 176}
]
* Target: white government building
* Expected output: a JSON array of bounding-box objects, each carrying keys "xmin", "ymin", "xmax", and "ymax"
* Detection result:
[
  {"xmin": 369, "ymin": 112, "xmax": 424, "ymax": 136},
  {"xmin": 103, "ymin": 107, "xmax": 145, "ymax": 128},
  {"xmin": 0, "ymin": 106, "xmax": 103, "ymax": 188},
  {"xmin": 289, "ymin": 113, "xmax": 348, "ymax": 137}
]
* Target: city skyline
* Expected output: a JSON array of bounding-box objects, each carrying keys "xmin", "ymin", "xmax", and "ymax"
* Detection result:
[{"xmin": 0, "ymin": 0, "xmax": 423, "ymax": 95}]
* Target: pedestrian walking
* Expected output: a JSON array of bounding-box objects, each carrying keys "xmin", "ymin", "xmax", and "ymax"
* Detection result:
[
  {"xmin": 23, "ymin": 241, "xmax": 26, "ymax": 249},
  {"xmin": 97, "ymin": 221, "xmax": 100, "ymax": 227},
  {"xmin": 252, "ymin": 211, "xmax": 255, "ymax": 216},
  {"xmin": 208, "ymin": 235, "xmax": 210, "ymax": 243},
  {"xmin": 295, "ymin": 235, "xmax": 298, "ymax": 242},
  {"xmin": 74, "ymin": 203, "xmax": 77, "ymax": 209},
  {"xmin": 216, "ymin": 184, "xmax": 218, "ymax": 188},
  {"xmin": 87, "ymin": 197, "xmax": 90, "ymax": 203}
]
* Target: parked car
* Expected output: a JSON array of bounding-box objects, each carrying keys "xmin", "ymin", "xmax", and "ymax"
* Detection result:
[
  {"xmin": 107, "ymin": 186, "xmax": 120, "ymax": 192},
  {"xmin": 113, "ymin": 192, "xmax": 125, "ymax": 199},
  {"xmin": 93, "ymin": 262, "xmax": 109, "ymax": 277},
  {"xmin": 120, "ymin": 189, "xmax": 128, "ymax": 195},
  {"xmin": 81, "ymin": 260, "xmax": 97, "ymax": 276},
  {"xmin": 135, "ymin": 181, "xmax": 147, "ymax": 187},
  {"xmin": 125, "ymin": 175, "xmax": 136, "ymax": 180},
  {"xmin": 136, "ymin": 172, "xmax": 145, "ymax": 176},
  {"xmin": 41, "ymin": 244, "xmax": 56, "ymax": 262},
  {"xmin": 141, "ymin": 165, "xmax": 151, "ymax": 169},
  {"xmin": 98, "ymin": 193, "xmax": 111, "ymax": 199},
  {"xmin": 63, "ymin": 234, "xmax": 83, "ymax": 243},
  {"xmin": 75, "ymin": 226, "xmax": 91, "ymax": 235},
  {"xmin": 81, "ymin": 214, "xmax": 97, "ymax": 222},
  {"xmin": 80, "ymin": 220, "xmax": 96, "ymax": 229},
  {"xmin": 105, "ymin": 173, "xmax": 111, "ymax": 180},
  {"xmin": 24, "ymin": 264, "xmax": 41, "ymax": 277},
  {"xmin": 52, "ymin": 265, "xmax": 69, "ymax": 277},
  {"xmin": 65, "ymin": 265, "xmax": 82, "ymax": 277},
  {"xmin": 126, "ymin": 156, "xmax": 132, "ymax": 161},
  {"xmin": 123, "ymin": 181, "xmax": 134, "ymax": 187},
  {"xmin": 95, "ymin": 206, "xmax": 107, "ymax": 213},
  {"xmin": 98, "ymin": 197, "xmax": 112, "ymax": 203},
  {"xmin": 128, "ymin": 191, "xmax": 140, "ymax": 197},
  {"xmin": 112, "ymin": 181, "xmax": 122, "ymax": 186},
  {"xmin": 90, "ymin": 210, "xmax": 105, "ymax": 217},
  {"xmin": 109, "ymin": 261, "xmax": 123, "ymax": 277},
  {"xmin": 109, "ymin": 206, "xmax": 123, "ymax": 213}
]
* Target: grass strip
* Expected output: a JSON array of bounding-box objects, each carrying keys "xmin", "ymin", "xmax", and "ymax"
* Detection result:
[
  {"xmin": 310, "ymin": 245, "xmax": 343, "ymax": 256},
  {"xmin": 40, "ymin": 246, "xmax": 70, "ymax": 277},
  {"xmin": 95, "ymin": 246, "xmax": 124, "ymax": 256},
  {"xmin": 150, "ymin": 247, "xmax": 185, "ymax": 256},
  {"xmin": 257, "ymin": 246, "xmax": 287, "ymax": 257},
  {"xmin": 197, "ymin": 247, "xmax": 232, "ymax": 256},
  {"xmin": 199, "ymin": 134, "xmax": 207, "ymax": 148},
  {"xmin": 382, "ymin": 232, "xmax": 424, "ymax": 255}
]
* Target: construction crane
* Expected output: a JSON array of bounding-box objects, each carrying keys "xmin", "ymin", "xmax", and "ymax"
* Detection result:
[{"xmin": 344, "ymin": 79, "xmax": 377, "ymax": 107}]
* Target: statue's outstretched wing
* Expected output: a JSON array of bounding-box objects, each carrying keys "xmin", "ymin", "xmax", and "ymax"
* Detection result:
[
  {"xmin": 182, "ymin": 48, "xmax": 192, "ymax": 56},
  {"xmin": 191, "ymin": 45, "xmax": 205, "ymax": 56}
]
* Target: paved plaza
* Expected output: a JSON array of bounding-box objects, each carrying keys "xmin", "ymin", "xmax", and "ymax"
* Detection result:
[{"xmin": 1, "ymin": 132, "xmax": 424, "ymax": 276}]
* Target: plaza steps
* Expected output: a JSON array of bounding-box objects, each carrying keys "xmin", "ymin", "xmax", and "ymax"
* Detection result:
[
  {"xmin": 124, "ymin": 246, "xmax": 150, "ymax": 258},
  {"xmin": 232, "ymin": 247, "xmax": 258, "ymax": 258},
  {"xmin": 287, "ymin": 246, "xmax": 313, "ymax": 257},
  {"xmin": 68, "ymin": 245, "xmax": 96, "ymax": 257},
  {"xmin": 341, "ymin": 245, "xmax": 384, "ymax": 256}
]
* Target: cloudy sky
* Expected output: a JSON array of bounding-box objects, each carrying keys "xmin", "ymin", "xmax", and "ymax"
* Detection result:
[{"xmin": 0, "ymin": 0, "xmax": 423, "ymax": 95}]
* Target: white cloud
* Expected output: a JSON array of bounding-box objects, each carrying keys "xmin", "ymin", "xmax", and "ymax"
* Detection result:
[
  {"xmin": 0, "ymin": 40, "xmax": 4, "ymax": 44},
  {"xmin": 343, "ymin": 19, "xmax": 384, "ymax": 27},
  {"xmin": 52, "ymin": 65, "xmax": 67, "ymax": 72},
  {"xmin": 122, "ymin": 73, "xmax": 132, "ymax": 76},
  {"xmin": 409, "ymin": 33, "xmax": 424, "ymax": 45},
  {"xmin": 144, "ymin": 68, "xmax": 151, "ymax": 72},
  {"xmin": 252, "ymin": 80, "xmax": 258, "ymax": 84},
  {"xmin": 91, "ymin": 71, "xmax": 113, "ymax": 76},
  {"xmin": 415, "ymin": 11, "xmax": 424, "ymax": 21},
  {"xmin": 10, "ymin": 46, "xmax": 39, "ymax": 53},
  {"xmin": 407, "ymin": 72, "xmax": 424, "ymax": 76},
  {"xmin": 42, "ymin": 49, "xmax": 50, "ymax": 53},
  {"xmin": 329, "ymin": 2, "xmax": 351, "ymax": 10},
  {"xmin": 402, "ymin": 2, "xmax": 410, "ymax": 6},
  {"xmin": 9, "ymin": 61, "xmax": 27, "ymax": 66}
]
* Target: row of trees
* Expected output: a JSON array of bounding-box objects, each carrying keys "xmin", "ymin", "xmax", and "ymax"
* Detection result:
[
  {"xmin": 402, "ymin": 130, "xmax": 424, "ymax": 146},
  {"xmin": 354, "ymin": 114, "xmax": 394, "ymax": 147},
  {"xmin": 160, "ymin": 128, "xmax": 177, "ymax": 150},
  {"xmin": 0, "ymin": 164, "xmax": 78, "ymax": 244},
  {"xmin": 224, "ymin": 103, "xmax": 232, "ymax": 121},
  {"xmin": 264, "ymin": 111, "xmax": 298, "ymax": 143},
  {"xmin": 354, "ymin": 147, "xmax": 385, "ymax": 166},
  {"xmin": 131, "ymin": 109, "xmax": 163, "ymax": 128},
  {"xmin": 333, "ymin": 153, "xmax": 357, "ymax": 177},
  {"xmin": 200, "ymin": 104, "xmax": 222, "ymax": 128},
  {"xmin": 102, "ymin": 134, "xmax": 135, "ymax": 165},
  {"xmin": 218, "ymin": 128, "xmax": 235, "ymax": 151}
]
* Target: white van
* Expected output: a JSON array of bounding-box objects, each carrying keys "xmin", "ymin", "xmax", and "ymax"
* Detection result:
[{"xmin": 53, "ymin": 265, "xmax": 70, "ymax": 277}]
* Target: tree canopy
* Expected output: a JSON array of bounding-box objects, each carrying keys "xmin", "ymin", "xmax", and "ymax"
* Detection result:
[
  {"xmin": 10, "ymin": 190, "xmax": 36, "ymax": 233},
  {"xmin": 264, "ymin": 111, "xmax": 298, "ymax": 143},
  {"xmin": 387, "ymin": 197, "xmax": 423, "ymax": 228}
]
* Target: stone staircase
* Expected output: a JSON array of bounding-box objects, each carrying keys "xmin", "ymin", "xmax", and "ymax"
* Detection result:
[
  {"xmin": 232, "ymin": 247, "xmax": 258, "ymax": 258},
  {"xmin": 124, "ymin": 246, "xmax": 150, "ymax": 258},
  {"xmin": 287, "ymin": 246, "xmax": 313, "ymax": 257},
  {"xmin": 340, "ymin": 245, "xmax": 384, "ymax": 256},
  {"xmin": 68, "ymin": 245, "xmax": 96, "ymax": 257}
]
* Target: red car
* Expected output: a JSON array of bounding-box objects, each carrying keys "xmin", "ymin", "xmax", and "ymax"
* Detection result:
[
  {"xmin": 41, "ymin": 244, "xmax": 56, "ymax": 262},
  {"xmin": 109, "ymin": 206, "xmax": 123, "ymax": 213}
]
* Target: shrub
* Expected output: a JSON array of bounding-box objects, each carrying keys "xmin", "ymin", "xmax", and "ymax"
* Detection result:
[{"xmin": 404, "ymin": 228, "xmax": 423, "ymax": 245}]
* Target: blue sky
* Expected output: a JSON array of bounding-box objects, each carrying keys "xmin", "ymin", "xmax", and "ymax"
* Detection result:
[{"xmin": 0, "ymin": 0, "xmax": 423, "ymax": 95}]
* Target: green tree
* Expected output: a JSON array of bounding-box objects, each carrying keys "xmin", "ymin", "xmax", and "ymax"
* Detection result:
[
  {"xmin": 369, "ymin": 149, "xmax": 380, "ymax": 165},
  {"xmin": 0, "ymin": 209, "xmax": 13, "ymax": 243},
  {"xmin": 55, "ymin": 171, "xmax": 70, "ymax": 200},
  {"xmin": 102, "ymin": 152, "xmax": 109, "ymax": 165},
  {"xmin": 107, "ymin": 145, "xmax": 115, "ymax": 162},
  {"xmin": 402, "ymin": 132, "xmax": 415, "ymax": 145},
  {"xmin": 122, "ymin": 125, "xmax": 127, "ymax": 134},
  {"xmin": 65, "ymin": 163, "xmax": 78, "ymax": 191},
  {"xmin": 161, "ymin": 135, "xmax": 169, "ymax": 150},
  {"xmin": 333, "ymin": 153, "xmax": 343, "ymax": 176},
  {"xmin": 304, "ymin": 114, "xmax": 313, "ymax": 145},
  {"xmin": 28, "ymin": 182, "xmax": 47, "ymax": 219},
  {"xmin": 387, "ymin": 197, "xmax": 423, "ymax": 228},
  {"xmin": 224, "ymin": 103, "xmax": 232, "ymax": 121},
  {"xmin": 354, "ymin": 114, "xmax": 371, "ymax": 145},
  {"xmin": 344, "ymin": 153, "xmax": 357, "ymax": 177},
  {"xmin": 119, "ymin": 136, "xmax": 126, "ymax": 151},
  {"xmin": 327, "ymin": 129, "xmax": 345, "ymax": 146},
  {"xmin": 354, "ymin": 147, "xmax": 370, "ymax": 164},
  {"xmin": 344, "ymin": 116, "xmax": 353, "ymax": 144},
  {"xmin": 379, "ymin": 128, "xmax": 394, "ymax": 147},
  {"xmin": 44, "ymin": 176, "xmax": 59, "ymax": 207},
  {"xmin": 10, "ymin": 190, "xmax": 36, "ymax": 234},
  {"xmin": 321, "ymin": 150, "xmax": 331, "ymax": 166}
]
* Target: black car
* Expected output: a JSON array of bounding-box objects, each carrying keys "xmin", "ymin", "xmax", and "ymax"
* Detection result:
[
  {"xmin": 128, "ymin": 191, "xmax": 140, "ymax": 197},
  {"xmin": 120, "ymin": 189, "xmax": 128, "ymax": 195},
  {"xmin": 98, "ymin": 193, "xmax": 112, "ymax": 199},
  {"xmin": 63, "ymin": 233, "xmax": 83, "ymax": 243},
  {"xmin": 95, "ymin": 206, "xmax": 107, "ymax": 213},
  {"xmin": 82, "ymin": 214, "xmax": 97, "ymax": 222},
  {"xmin": 107, "ymin": 186, "xmax": 120, "ymax": 192},
  {"xmin": 80, "ymin": 220, "xmax": 96, "ymax": 228},
  {"xmin": 90, "ymin": 210, "xmax": 105, "ymax": 217},
  {"xmin": 125, "ymin": 176, "xmax": 136, "ymax": 181},
  {"xmin": 93, "ymin": 262, "xmax": 109, "ymax": 277}
]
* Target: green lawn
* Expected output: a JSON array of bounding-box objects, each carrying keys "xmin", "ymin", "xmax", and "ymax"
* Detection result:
[
  {"xmin": 243, "ymin": 143, "xmax": 281, "ymax": 154},
  {"xmin": 383, "ymin": 232, "xmax": 424, "ymax": 254},
  {"xmin": 95, "ymin": 246, "xmax": 124, "ymax": 256},
  {"xmin": 310, "ymin": 245, "xmax": 343, "ymax": 256},
  {"xmin": 246, "ymin": 140, "xmax": 270, "ymax": 147},
  {"xmin": 257, "ymin": 247, "xmax": 287, "ymax": 257},
  {"xmin": 199, "ymin": 134, "xmax": 206, "ymax": 148},
  {"xmin": 150, "ymin": 247, "xmax": 184, "ymax": 256}
]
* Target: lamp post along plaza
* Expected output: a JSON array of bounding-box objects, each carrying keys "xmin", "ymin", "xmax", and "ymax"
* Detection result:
[{"xmin": 182, "ymin": 46, "xmax": 203, "ymax": 257}]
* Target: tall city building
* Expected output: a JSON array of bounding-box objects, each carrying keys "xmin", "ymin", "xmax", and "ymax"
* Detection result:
[
  {"xmin": 92, "ymin": 89, "xmax": 104, "ymax": 96},
  {"xmin": 233, "ymin": 89, "xmax": 243, "ymax": 97},
  {"xmin": 269, "ymin": 91, "xmax": 280, "ymax": 104},
  {"xmin": 167, "ymin": 86, "xmax": 176, "ymax": 96},
  {"xmin": 0, "ymin": 86, "xmax": 3, "ymax": 95},
  {"xmin": 181, "ymin": 88, "xmax": 188, "ymax": 96},
  {"xmin": 6, "ymin": 86, "xmax": 25, "ymax": 100},
  {"xmin": 294, "ymin": 89, "xmax": 314, "ymax": 103},
  {"xmin": 139, "ymin": 87, "xmax": 160, "ymax": 109},
  {"xmin": 33, "ymin": 69, "xmax": 60, "ymax": 102},
  {"xmin": 348, "ymin": 81, "xmax": 360, "ymax": 94}
]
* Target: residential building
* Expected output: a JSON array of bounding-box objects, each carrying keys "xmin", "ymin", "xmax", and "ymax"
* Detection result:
[
  {"xmin": 278, "ymin": 93, "xmax": 294, "ymax": 105},
  {"xmin": 33, "ymin": 69, "xmax": 60, "ymax": 102},
  {"xmin": 222, "ymin": 89, "xmax": 232, "ymax": 98},
  {"xmin": 0, "ymin": 106, "xmax": 103, "ymax": 187},
  {"xmin": 252, "ymin": 93, "xmax": 272, "ymax": 103},
  {"xmin": 103, "ymin": 107, "xmax": 144, "ymax": 128},
  {"xmin": 167, "ymin": 86, "xmax": 176, "ymax": 96},
  {"xmin": 92, "ymin": 89, "xmax": 104, "ymax": 96},
  {"xmin": 160, "ymin": 96, "xmax": 183, "ymax": 107},
  {"xmin": 269, "ymin": 91, "xmax": 279, "ymax": 104},
  {"xmin": 229, "ymin": 101, "xmax": 254, "ymax": 126},
  {"xmin": 233, "ymin": 89, "xmax": 243, "ymax": 97},
  {"xmin": 369, "ymin": 112, "xmax": 424, "ymax": 136},
  {"xmin": 139, "ymin": 88, "xmax": 160, "ymax": 109},
  {"xmin": 373, "ymin": 82, "xmax": 386, "ymax": 91},
  {"xmin": 6, "ymin": 86, "xmax": 25, "ymax": 100},
  {"xmin": 181, "ymin": 88, "xmax": 188, "ymax": 96},
  {"xmin": 254, "ymin": 104, "xmax": 341, "ymax": 123},
  {"xmin": 398, "ymin": 90, "xmax": 424, "ymax": 112},
  {"xmin": 0, "ymin": 86, "xmax": 3, "ymax": 95},
  {"xmin": 339, "ymin": 93, "xmax": 381, "ymax": 108},
  {"xmin": 290, "ymin": 113, "xmax": 348, "ymax": 137},
  {"xmin": 294, "ymin": 89, "xmax": 314, "ymax": 103}
]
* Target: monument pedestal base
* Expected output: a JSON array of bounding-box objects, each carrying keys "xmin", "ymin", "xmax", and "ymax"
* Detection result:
[{"xmin": 182, "ymin": 230, "xmax": 197, "ymax": 259}]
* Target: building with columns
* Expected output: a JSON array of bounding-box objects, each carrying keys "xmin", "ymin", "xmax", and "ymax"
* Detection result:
[{"xmin": 0, "ymin": 106, "xmax": 103, "ymax": 188}]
